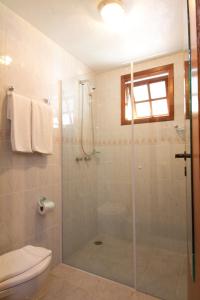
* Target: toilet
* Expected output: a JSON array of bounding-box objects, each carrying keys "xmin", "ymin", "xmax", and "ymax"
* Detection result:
[{"xmin": 0, "ymin": 246, "xmax": 52, "ymax": 300}]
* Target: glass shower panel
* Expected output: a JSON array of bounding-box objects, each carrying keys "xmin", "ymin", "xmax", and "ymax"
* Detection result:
[
  {"xmin": 134, "ymin": 54, "xmax": 188, "ymax": 300},
  {"xmin": 62, "ymin": 74, "xmax": 98, "ymax": 262},
  {"xmin": 62, "ymin": 66, "xmax": 135, "ymax": 287},
  {"xmin": 134, "ymin": 2, "xmax": 189, "ymax": 298}
]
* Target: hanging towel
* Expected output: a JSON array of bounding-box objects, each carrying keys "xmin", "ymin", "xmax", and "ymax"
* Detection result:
[
  {"xmin": 7, "ymin": 93, "xmax": 32, "ymax": 153},
  {"xmin": 0, "ymin": 246, "xmax": 52, "ymax": 283},
  {"xmin": 32, "ymin": 101, "xmax": 53, "ymax": 154}
]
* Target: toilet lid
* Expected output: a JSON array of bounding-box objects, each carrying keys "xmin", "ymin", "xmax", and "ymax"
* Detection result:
[
  {"xmin": 0, "ymin": 246, "xmax": 52, "ymax": 284},
  {"xmin": 0, "ymin": 256, "xmax": 52, "ymax": 292}
]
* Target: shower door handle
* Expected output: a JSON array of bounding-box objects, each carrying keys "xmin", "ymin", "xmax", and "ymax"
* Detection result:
[{"xmin": 175, "ymin": 151, "xmax": 191, "ymax": 160}]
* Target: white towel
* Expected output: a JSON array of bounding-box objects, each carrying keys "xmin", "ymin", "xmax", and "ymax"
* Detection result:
[
  {"xmin": 7, "ymin": 93, "xmax": 32, "ymax": 153},
  {"xmin": 0, "ymin": 246, "xmax": 52, "ymax": 283},
  {"xmin": 32, "ymin": 101, "xmax": 53, "ymax": 154}
]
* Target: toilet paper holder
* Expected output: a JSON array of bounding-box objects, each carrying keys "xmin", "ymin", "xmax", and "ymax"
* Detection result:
[{"xmin": 38, "ymin": 197, "xmax": 55, "ymax": 216}]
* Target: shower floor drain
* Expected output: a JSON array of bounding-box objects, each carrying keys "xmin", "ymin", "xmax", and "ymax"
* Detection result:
[{"xmin": 94, "ymin": 241, "xmax": 103, "ymax": 245}]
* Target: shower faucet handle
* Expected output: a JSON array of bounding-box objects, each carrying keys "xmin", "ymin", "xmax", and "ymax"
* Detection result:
[{"xmin": 76, "ymin": 157, "xmax": 83, "ymax": 162}]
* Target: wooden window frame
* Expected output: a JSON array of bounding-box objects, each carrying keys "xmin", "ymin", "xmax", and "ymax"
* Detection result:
[{"xmin": 121, "ymin": 64, "xmax": 174, "ymax": 125}]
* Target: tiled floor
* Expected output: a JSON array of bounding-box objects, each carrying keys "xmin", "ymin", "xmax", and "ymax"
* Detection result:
[
  {"xmin": 33, "ymin": 264, "xmax": 159, "ymax": 300},
  {"xmin": 136, "ymin": 244, "xmax": 187, "ymax": 300},
  {"xmin": 63, "ymin": 234, "xmax": 187, "ymax": 300},
  {"xmin": 64, "ymin": 234, "xmax": 134, "ymax": 287}
]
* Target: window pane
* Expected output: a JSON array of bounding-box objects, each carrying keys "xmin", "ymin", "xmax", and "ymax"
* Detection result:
[
  {"xmin": 125, "ymin": 86, "xmax": 132, "ymax": 120},
  {"xmin": 125, "ymin": 107, "xmax": 132, "ymax": 120},
  {"xmin": 136, "ymin": 102, "xmax": 151, "ymax": 117},
  {"xmin": 152, "ymin": 99, "xmax": 169, "ymax": 116},
  {"xmin": 150, "ymin": 81, "xmax": 166, "ymax": 99},
  {"xmin": 134, "ymin": 85, "xmax": 149, "ymax": 102}
]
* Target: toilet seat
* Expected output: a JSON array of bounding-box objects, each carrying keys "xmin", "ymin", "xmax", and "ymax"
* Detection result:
[{"xmin": 0, "ymin": 248, "xmax": 52, "ymax": 293}]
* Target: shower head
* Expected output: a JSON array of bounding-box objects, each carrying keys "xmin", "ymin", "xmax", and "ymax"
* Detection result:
[
  {"xmin": 79, "ymin": 80, "xmax": 96, "ymax": 97},
  {"xmin": 79, "ymin": 80, "xmax": 95, "ymax": 89}
]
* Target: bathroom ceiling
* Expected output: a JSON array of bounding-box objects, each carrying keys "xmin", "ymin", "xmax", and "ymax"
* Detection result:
[{"xmin": 1, "ymin": 0, "xmax": 187, "ymax": 71}]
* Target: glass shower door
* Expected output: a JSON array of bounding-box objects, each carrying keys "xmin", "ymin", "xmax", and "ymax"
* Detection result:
[
  {"xmin": 133, "ymin": 56, "xmax": 189, "ymax": 300},
  {"xmin": 134, "ymin": 2, "xmax": 191, "ymax": 299},
  {"xmin": 185, "ymin": 29, "xmax": 196, "ymax": 281}
]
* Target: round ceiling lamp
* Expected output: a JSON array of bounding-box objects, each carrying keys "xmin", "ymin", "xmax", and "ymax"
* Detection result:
[{"xmin": 98, "ymin": 0, "xmax": 125, "ymax": 26}]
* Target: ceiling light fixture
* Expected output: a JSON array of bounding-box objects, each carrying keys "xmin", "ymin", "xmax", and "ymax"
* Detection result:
[{"xmin": 98, "ymin": 0, "xmax": 125, "ymax": 27}]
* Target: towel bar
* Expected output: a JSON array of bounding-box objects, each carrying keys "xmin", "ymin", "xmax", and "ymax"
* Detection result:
[{"xmin": 7, "ymin": 86, "xmax": 50, "ymax": 104}]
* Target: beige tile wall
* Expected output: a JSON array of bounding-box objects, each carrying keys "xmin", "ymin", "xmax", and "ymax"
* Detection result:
[{"xmin": 0, "ymin": 2, "xmax": 92, "ymax": 266}]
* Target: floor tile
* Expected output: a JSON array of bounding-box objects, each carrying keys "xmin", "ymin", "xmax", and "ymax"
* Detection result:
[
  {"xmin": 64, "ymin": 234, "xmax": 134, "ymax": 287},
  {"xmin": 33, "ymin": 264, "xmax": 159, "ymax": 300}
]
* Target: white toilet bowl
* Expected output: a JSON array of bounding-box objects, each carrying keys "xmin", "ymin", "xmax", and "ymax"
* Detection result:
[{"xmin": 0, "ymin": 247, "xmax": 52, "ymax": 300}]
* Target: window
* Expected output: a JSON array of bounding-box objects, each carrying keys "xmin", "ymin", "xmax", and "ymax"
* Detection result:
[{"xmin": 121, "ymin": 64, "xmax": 174, "ymax": 125}]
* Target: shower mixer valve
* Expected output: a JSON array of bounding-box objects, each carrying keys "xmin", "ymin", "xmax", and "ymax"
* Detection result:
[
  {"xmin": 76, "ymin": 155, "xmax": 92, "ymax": 162},
  {"xmin": 76, "ymin": 157, "xmax": 83, "ymax": 162}
]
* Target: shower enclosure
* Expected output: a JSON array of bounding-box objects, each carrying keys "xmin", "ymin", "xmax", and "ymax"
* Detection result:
[
  {"xmin": 62, "ymin": 2, "xmax": 192, "ymax": 300},
  {"xmin": 62, "ymin": 70, "xmax": 134, "ymax": 287}
]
